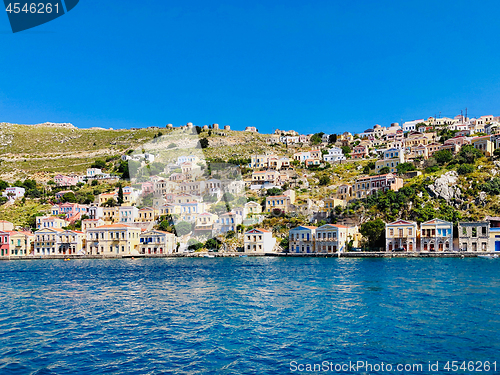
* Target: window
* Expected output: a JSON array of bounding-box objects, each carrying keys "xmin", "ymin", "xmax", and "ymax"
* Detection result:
[
  {"xmin": 472, "ymin": 228, "xmax": 477, "ymax": 237},
  {"xmin": 462, "ymin": 227, "xmax": 467, "ymax": 236},
  {"xmin": 482, "ymin": 226, "xmax": 487, "ymax": 235}
]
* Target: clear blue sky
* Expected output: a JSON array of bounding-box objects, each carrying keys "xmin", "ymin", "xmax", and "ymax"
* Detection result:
[{"xmin": 1, "ymin": 0, "xmax": 500, "ymax": 134}]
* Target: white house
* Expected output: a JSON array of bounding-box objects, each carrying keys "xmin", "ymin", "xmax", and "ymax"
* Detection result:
[
  {"xmin": 2, "ymin": 187, "xmax": 25, "ymax": 201},
  {"xmin": 323, "ymin": 147, "xmax": 346, "ymax": 162},
  {"xmin": 87, "ymin": 168, "xmax": 103, "ymax": 177},
  {"xmin": 118, "ymin": 206, "xmax": 139, "ymax": 224},
  {"xmin": 244, "ymin": 228, "xmax": 277, "ymax": 253}
]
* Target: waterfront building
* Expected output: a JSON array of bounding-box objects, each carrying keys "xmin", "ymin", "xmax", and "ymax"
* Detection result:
[
  {"xmin": 194, "ymin": 212, "xmax": 217, "ymax": 233},
  {"xmin": 86, "ymin": 224, "xmax": 141, "ymax": 255},
  {"xmin": 337, "ymin": 184, "xmax": 352, "ymax": 201},
  {"xmin": 265, "ymin": 195, "xmax": 293, "ymax": 213},
  {"xmin": 139, "ymin": 230, "xmax": 176, "ymax": 254},
  {"xmin": 385, "ymin": 220, "xmax": 418, "ymax": 252},
  {"xmin": 315, "ymin": 224, "xmax": 349, "ymax": 253},
  {"xmin": 471, "ymin": 136, "xmax": 494, "ymax": 156},
  {"xmin": 351, "ymin": 145, "xmax": 369, "ymax": 159},
  {"xmin": 58, "ymin": 230, "xmax": 85, "ymax": 255},
  {"xmin": 458, "ymin": 222, "xmax": 490, "ymax": 252},
  {"xmin": 34, "ymin": 228, "xmax": 64, "ymax": 255},
  {"xmin": 486, "ymin": 216, "xmax": 500, "ymax": 252},
  {"xmin": 9, "ymin": 231, "xmax": 34, "ymax": 256},
  {"xmin": 322, "ymin": 198, "xmax": 346, "ymax": 212},
  {"xmin": 244, "ymin": 228, "xmax": 276, "ymax": 253},
  {"xmin": 289, "ymin": 226, "xmax": 317, "ymax": 253},
  {"xmin": 215, "ymin": 212, "xmax": 242, "ymax": 234},
  {"xmin": 420, "ymin": 219, "xmax": 453, "ymax": 252},
  {"xmin": 0, "ymin": 231, "xmax": 10, "ymax": 257},
  {"xmin": 102, "ymin": 207, "xmax": 119, "ymax": 223}
]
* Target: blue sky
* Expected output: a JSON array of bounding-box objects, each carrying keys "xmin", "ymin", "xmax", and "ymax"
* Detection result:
[{"xmin": 1, "ymin": 0, "xmax": 500, "ymax": 134}]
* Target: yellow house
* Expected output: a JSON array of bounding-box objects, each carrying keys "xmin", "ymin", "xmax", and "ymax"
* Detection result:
[
  {"xmin": 137, "ymin": 207, "xmax": 159, "ymax": 222},
  {"xmin": 86, "ymin": 224, "xmax": 141, "ymax": 255},
  {"xmin": 265, "ymin": 195, "xmax": 292, "ymax": 213},
  {"xmin": 102, "ymin": 207, "xmax": 119, "ymax": 223},
  {"xmin": 385, "ymin": 220, "xmax": 417, "ymax": 252},
  {"xmin": 9, "ymin": 231, "xmax": 34, "ymax": 256},
  {"xmin": 471, "ymin": 136, "xmax": 494, "ymax": 156},
  {"xmin": 159, "ymin": 204, "xmax": 181, "ymax": 216},
  {"xmin": 58, "ymin": 230, "xmax": 85, "ymax": 255}
]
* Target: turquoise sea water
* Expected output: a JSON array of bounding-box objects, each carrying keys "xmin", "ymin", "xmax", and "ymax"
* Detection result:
[{"xmin": 0, "ymin": 257, "xmax": 499, "ymax": 374}]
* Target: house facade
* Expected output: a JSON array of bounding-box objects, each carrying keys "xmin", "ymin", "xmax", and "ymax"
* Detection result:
[
  {"xmin": 244, "ymin": 228, "xmax": 276, "ymax": 253},
  {"xmin": 385, "ymin": 220, "xmax": 418, "ymax": 252},
  {"xmin": 458, "ymin": 222, "xmax": 490, "ymax": 252},
  {"xmin": 289, "ymin": 226, "xmax": 317, "ymax": 253},
  {"xmin": 420, "ymin": 219, "xmax": 453, "ymax": 252}
]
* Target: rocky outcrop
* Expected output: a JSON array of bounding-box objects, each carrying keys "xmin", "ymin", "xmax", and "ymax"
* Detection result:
[{"xmin": 427, "ymin": 171, "xmax": 461, "ymax": 203}]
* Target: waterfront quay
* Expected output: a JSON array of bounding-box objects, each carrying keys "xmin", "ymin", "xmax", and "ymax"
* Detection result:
[{"xmin": 1, "ymin": 251, "xmax": 496, "ymax": 261}]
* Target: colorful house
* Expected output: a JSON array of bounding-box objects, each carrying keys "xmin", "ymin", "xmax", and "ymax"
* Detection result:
[
  {"xmin": 420, "ymin": 219, "xmax": 453, "ymax": 252},
  {"xmin": 385, "ymin": 220, "xmax": 418, "ymax": 252},
  {"xmin": 139, "ymin": 230, "xmax": 176, "ymax": 254},
  {"xmin": 289, "ymin": 225, "xmax": 317, "ymax": 253}
]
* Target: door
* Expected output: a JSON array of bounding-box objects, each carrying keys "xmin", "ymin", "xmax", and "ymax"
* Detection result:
[{"xmin": 496, "ymin": 241, "xmax": 500, "ymax": 252}]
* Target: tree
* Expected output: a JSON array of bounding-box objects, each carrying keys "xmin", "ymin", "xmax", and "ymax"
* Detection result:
[
  {"xmin": 0, "ymin": 180, "xmax": 8, "ymax": 191},
  {"xmin": 103, "ymin": 198, "xmax": 117, "ymax": 207},
  {"xmin": 266, "ymin": 187, "xmax": 283, "ymax": 196},
  {"xmin": 360, "ymin": 219, "xmax": 386, "ymax": 249},
  {"xmin": 62, "ymin": 192, "xmax": 77, "ymax": 203},
  {"xmin": 117, "ymin": 160, "xmax": 130, "ymax": 179},
  {"xmin": 318, "ymin": 176, "xmax": 331, "ymax": 186},
  {"xmin": 199, "ymin": 138, "xmax": 209, "ymax": 149},
  {"xmin": 310, "ymin": 132, "xmax": 324, "ymax": 145},
  {"xmin": 396, "ymin": 162, "xmax": 416, "ymax": 174},
  {"xmin": 457, "ymin": 164, "xmax": 475, "ymax": 175},
  {"xmin": 174, "ymin": 221, "xmax": 192, "ymax": 236},
  {"xmin": 91, "ymin": 159, "xmax": 106, "ymax": 169},
  {"xmin": 205, "ymin": 238, "xmax": 220, "ymax": 250},
  {"xmin": 341, "ymin": 145, "xmax": 351, "ymax": 157},
  {"xmin": 187, "ymin": 238, "xmax": 203, "ymax": 250},
  {"xmin": 203, "ymin": 193, "xmax": 218, "ymax": 203},
  {"xmin": 379, "ymin": 166, "xmax": 391, "ymax": 174},
  {"xmin": 458, "ymin": 145, "xmax": 482, "ymax": 164},
  {"xmin": 222, "ymin": 192, "xmax": 235, "ymax": 203},
  {"xmin": 433, "ymin": 150, "xmax": 453, "ymax": 165},
  {"xmin": 117, "ymin": 185, "xmax": 124, "ymax": 205},
  {"xmin": 328, "ymin": 134, "xmax": 337, "ymax": 144}
]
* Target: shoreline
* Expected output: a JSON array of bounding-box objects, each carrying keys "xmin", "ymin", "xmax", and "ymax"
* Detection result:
[{"xmin": 1, "ymin": 251, "xmax": 498, "ymax": 261}]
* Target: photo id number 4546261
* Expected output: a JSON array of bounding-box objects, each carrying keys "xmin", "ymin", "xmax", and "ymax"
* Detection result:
[{"xmin": 6, "ymin": 3, "xmax": 60, "ymax": 14}]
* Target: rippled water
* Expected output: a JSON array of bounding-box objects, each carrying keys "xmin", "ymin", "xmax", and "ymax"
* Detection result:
[{"xmin": 1, "ymin": 257, "xmax": 499, "ymax": 374}]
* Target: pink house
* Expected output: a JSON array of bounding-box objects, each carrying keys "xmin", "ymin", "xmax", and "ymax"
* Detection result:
[
  {"xmin": 54, "ymin": 174, "xmax": 80, "ymax": 187},
  {"xmin": 0, "ymin": 231, "xmax": 10, "ymax": 257},
  {"xmin": 352, "ymin": 145, "xmax": 369, "ymax": 159},
  {"xmin": 141, "ymin": 182, "xmax": 154, "ymax": 195}
]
